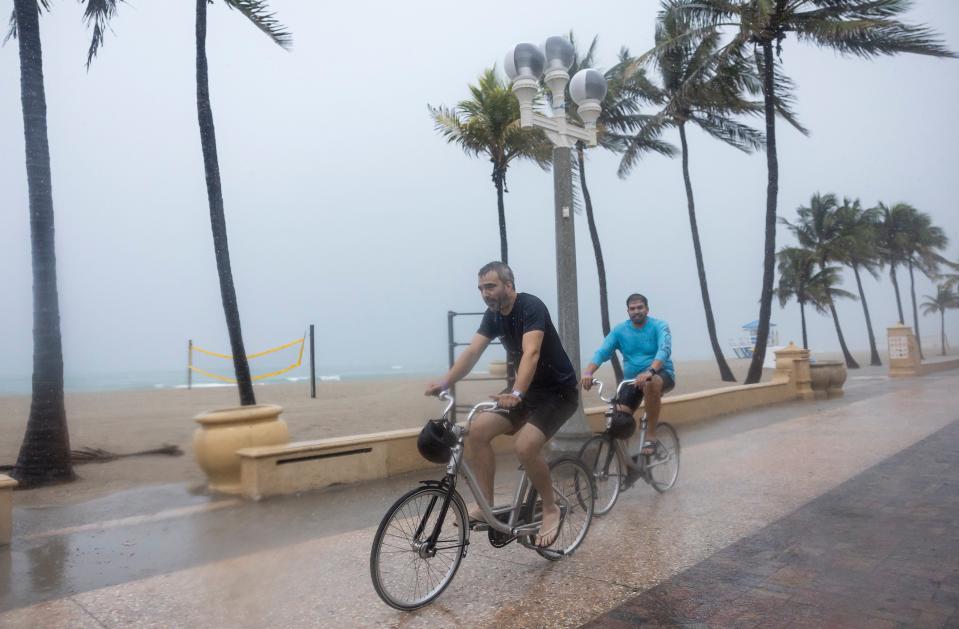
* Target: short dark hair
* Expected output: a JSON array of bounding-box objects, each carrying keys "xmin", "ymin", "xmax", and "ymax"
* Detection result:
[
  {"xmin": 626, "ymin": 293, "xmax": 648, "ymax": 308},
  {"xmin": 478, "ymin": 261, "xmax": 515, "ymax": 288}
]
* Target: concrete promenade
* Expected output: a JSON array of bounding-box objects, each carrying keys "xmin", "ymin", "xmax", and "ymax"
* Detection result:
[{"xmin": 1, "ymin": 370, "xmax": 958, "ymax": 627}]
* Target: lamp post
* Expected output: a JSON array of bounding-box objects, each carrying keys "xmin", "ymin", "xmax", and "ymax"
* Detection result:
[{"xmin": 504, "ymin": 36, "xmax": 608, "ymax": 452}]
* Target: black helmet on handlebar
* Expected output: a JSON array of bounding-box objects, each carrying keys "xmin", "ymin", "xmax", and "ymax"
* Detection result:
[
  {"xmin": 607, "ymin": 409, "xmax": 636, "ymax": 439},
  {"xmin": 417, "ymin": 419, "xmax": 457, "ymax": 464}
]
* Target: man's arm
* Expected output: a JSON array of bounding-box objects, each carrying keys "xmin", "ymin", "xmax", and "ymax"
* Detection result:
[
  {"xmin": 581, "ymin": 328, "xmax": 619, "ymax": 390},
  {"xmin": 425, "ymin": 333, "xmax": 491, "ymax": 396},
  {"xmin": 493, "ymin": 330, "xmax": 543, "ymax": 408},
  {"xmin": 635, "ymin": 323, "xmax": 671, "ymax": 385}
]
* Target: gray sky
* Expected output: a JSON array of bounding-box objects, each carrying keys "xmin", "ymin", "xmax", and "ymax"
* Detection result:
[{"xmin": 1, "ymin": 0, "xmax": 958, "ymax": 383}]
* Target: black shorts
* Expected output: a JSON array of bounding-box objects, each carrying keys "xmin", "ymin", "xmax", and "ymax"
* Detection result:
[
  {"xmin": 615, "ymin": 373, "xmax": 676, "ymax": 411},
  {"xmin": 496, "ymin": 386, "xmax": 579, "ymax": 440}
]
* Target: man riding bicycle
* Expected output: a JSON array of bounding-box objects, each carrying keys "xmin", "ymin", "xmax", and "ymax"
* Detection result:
[
  {"xmin": 425, "ymin": 262, "xmax": 579, "ymax": 547},
  {"xmin": 581, "ymin": 293, "xmax": 674, "ymax": 473}
]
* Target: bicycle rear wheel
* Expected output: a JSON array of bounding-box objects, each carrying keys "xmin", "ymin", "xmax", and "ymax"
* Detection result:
[
  {"xmin": 522, "ymin": 456, "xmax": 595, "ymax": 561},
  {"xmin": 369, "ymin": 485, "xmax": 468, "ymax": 610},
  {"xmin": 647, "ymin": 422, "xmax": 680, "ymax": 493},
  {"xmin": 578, "ymin": 435, "xmax": 622, "ymax": 516}
]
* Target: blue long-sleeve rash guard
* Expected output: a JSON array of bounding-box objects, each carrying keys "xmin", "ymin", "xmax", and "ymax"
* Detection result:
[{"xmin": 591, "ymin": 317, "xmax": 675, "ymax": 380}]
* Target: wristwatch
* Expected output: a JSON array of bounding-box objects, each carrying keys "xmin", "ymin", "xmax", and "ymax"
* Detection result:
[
  {"xmin": 648, "ymin": 367, "xmax": 659, "ymax": 376},
  {"xmin": 510, "ymin": 389, "xmax": 524, "ymax": 399}
]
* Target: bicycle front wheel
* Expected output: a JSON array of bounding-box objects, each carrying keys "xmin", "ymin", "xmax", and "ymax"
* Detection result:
[
  {"xmin": 522, "ymin": 456, "xmax": 595, "ymax": 561},
  {"xmin": 578, "ymin": 435, "xmax": 622, "ymax": 516},
  {"xmin": 369, "ymin": 485, "xmax": 468, "ymax": 611},
  {"xmin": 647, "ymin": 422, "xmax": 680, "ymax": 493}
]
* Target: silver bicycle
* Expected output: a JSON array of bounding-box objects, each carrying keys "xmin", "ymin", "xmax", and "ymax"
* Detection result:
[
  {"xmin": 578, "ymin": 379, "xmax": 680, "ymax": 516},
  {"xmin": 369, "ymin": 392, "xmax": 595, "ymax": 611}
]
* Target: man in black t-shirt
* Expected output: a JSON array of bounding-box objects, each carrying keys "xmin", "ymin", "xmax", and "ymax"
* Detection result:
[{"xmin": 426, "ymin": 262, "xmax": 579, "ymax": 548}]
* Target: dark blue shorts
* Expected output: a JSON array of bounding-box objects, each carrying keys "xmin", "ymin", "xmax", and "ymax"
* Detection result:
[{"xmin": 614, "ymin": 373, "xmax": 675, "ymax": 411}]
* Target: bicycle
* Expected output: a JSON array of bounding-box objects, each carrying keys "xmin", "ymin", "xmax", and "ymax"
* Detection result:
[
  {"xmin": 578, "ymin": 379, "xmax": 680, "ymax": 516},
  {"xmin": 369, "ymin": 392, "xmax": 596, "ymax": 611}
]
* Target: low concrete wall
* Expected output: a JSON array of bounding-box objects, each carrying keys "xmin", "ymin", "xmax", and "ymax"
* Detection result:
[
  {"xmin": 919, "ymin": 357, "xmax": 959, "ymax": 376},
  {"xmin": 0, "ymin": 474, "xmax": 17, "ymax": 546}
]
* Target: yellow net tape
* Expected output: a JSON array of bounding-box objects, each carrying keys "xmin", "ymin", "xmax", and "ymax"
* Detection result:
[{"xmin": 189, "ymin": 335, "xmax": 306, "ymax": 383}]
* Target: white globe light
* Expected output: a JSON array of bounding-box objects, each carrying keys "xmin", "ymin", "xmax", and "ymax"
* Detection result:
[
  {"xmin": 504, "ymin": 42, "xmax": 545, "ymax": 80},
  {"xmin": 569, "ymin": 68, "xmax": 608, "ymax": 105},
  {"xmin": 542, "ymin": 36, "xmax": 574, "ymax": 71}
]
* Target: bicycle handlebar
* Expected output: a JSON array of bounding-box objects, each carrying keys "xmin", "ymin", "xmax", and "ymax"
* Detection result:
[{"xmin": 592, "ymin": 379, "xmax": 634, "ymax": 404}]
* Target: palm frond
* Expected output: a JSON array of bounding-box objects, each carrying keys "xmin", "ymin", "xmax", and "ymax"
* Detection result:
[
  {"xmin": 223, "ymin": 0, "xmax": 292, "ymax": 49},
  {"xmin": 81, "ymin": 0, "xmax": 122, "ymax": 68},
  {"xmin": 794, "ymin": 15, "xmax": 956, "ymax": 59},
  {"xmin": 615, "ymin": 113, "xmax": 677, "ymax": 177},
  {"xmin": 691, "ymin": 111, "xmax": 766, "ymax": 152}
]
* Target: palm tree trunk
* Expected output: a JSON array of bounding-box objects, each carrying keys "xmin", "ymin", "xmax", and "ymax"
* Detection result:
[
  {"xmin": 196, "ymin": 0, "xmax": 255, "ymax": 406},
  {"xmin": 746, "ymin": 42, "xmax": 779, "ymax": 385},
  {"xmin": 576, "ymin": 144, "xmax": 622, "ymax": 382},
  {"xmin": 942, "ymin": 310, "xmax": 947, "ymax": 356},
  {"xmin": 679, "ymin": 124, "xmax": 735, "ymax": 382},
  {"xmin": 11, "ymin": 0, "xmax": 74, "ymax": 486},
  {"xmin": 907, "ymin": 260, "xmax": 923, "ymax": 360},
  {"xmin": 493, "ymin": 165, "xmax": 508, "ymax": 264},
  {"xmin": 827, "ymin": 298, "xmax": 860, "ymax": 369},
  {"xmin": 890, "ymin": 263, "xmax": 904, "ymax": 324},
  {"xmin": 799, "ymin": 301, "xmax": 808, "ymax": 350},
  {"xmin": 852, "ymin": 264, "xmax": 881, "ymax": 366}
]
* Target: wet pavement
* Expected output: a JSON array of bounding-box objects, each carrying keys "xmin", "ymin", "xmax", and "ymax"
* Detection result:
[{"xmin": 1, "ymin": 370, "xmax": 958, "ymax": 627}]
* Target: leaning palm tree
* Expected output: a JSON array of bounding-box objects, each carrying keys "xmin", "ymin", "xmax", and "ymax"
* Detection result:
[
  {"xmin": 875, "ymin": 201, "xmax": 914, "ymax": 324},
  {"xmin": 901, "ymin": 208, "xmax": 949, "ymax": 360},
  {"xmin": 195, "ymin": 0, "xmax": 291, "ymax": 406},
  {"xmin": 628, "ymin": 12, "xmax": 766, "ymax": 382},
  {"xmin": 781, "ymin": 193, "xmax": 860, "ymax": 368},
  {"xmin": 773, "ymin": 246, "xmax": 834, "ymax": 350},
  {"xmin": 835, "ymin": 198, "xmax": 883, "ymax": 365},
  {"xmin": 429, "ymin": 68, "xmax": 553, "ymax": 264},
  {"xmin": 6, "ymin": 0, "xmax": 121, "ymax": 486},
  {"xmin": 921, "ymin": 285, "xmax": 959, "ymax": 356},
  {"xmin": 564, "ymin": 34, "xmax": 673, "ymax": 382},
  {"xmin": 663, "ymin": 0, "xmax": 956, "ymax": 383}
]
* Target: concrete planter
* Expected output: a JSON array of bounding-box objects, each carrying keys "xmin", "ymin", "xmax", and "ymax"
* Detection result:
[
  {"xmin": 193, "ymin": 404, "xmax": 288, "ymax": 494},
  {"xmin": 809, "ymin": 361, "xmax": 847, "ymax": 399}
]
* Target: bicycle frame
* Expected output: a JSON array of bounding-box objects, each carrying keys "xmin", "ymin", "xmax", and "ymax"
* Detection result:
[{"xmin": 593, "ymin": 380, "xmax": 672, "ymax": 475}]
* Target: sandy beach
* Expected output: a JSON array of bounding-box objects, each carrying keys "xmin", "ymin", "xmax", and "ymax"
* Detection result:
[{"xmin": 3, "ymin": 353, "xmax": 845, "ymax": 507}]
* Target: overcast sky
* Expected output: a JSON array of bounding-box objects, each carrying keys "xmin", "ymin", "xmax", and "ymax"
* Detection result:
[{"xmin": 1, "ymin": 0, "xmax": 958, "ymax": 384}]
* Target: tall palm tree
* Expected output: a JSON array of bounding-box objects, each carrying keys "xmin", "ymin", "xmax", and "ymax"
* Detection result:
[
  {"xmin": 835, "ymin": 198, "xmax": 883, "ymax": 365},
  {"xmin": 901, "ymin": 208, "xmax": 949, "ymax": 360},
  {"xmin": 875, "ymin": 201, "xmax": 914, "ymax": 324},
  {"xmin": 429, "ymin": 69, "xmax": 552, "ymax": 264},
  {"xmin": 663, "ymin": 0, "xmax": 955, "ymax": 383},
  {"xmin": 628, "ymin": 12, "xmax": 765, "ymax": 382},
  {"xmin": 773, "ymin": 246, "xmax": 836, "ymax": 350},
  {"xmin": 921, "ymin": 285, "xmax": 959, "ymax": 356},
  {"xmin": 781, "ymin": 193, "xmax": 860, "ymax": 368},
  {"xmin": 564, "ymin": 34, "xmax": 673, "ymax": 382},
  {"xmin": 7, "ymin": 0, "xmax": 121, "ymax": 486},
  {"xmin": 195, "ymin": 0, "xmax": 291, "ymax": 406}
]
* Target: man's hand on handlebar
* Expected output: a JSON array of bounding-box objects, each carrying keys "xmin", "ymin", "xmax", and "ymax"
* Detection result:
[
  {"xmin": 491, "ymin": 392, "xmax": 521, "ymax": 409},
  {"xmin": 580, "ymin": 375, "xmax": 595, "ymax": 390},
  {"xmin": 424, "ymin": 381, "xmax": 448, "ymax": 397}
]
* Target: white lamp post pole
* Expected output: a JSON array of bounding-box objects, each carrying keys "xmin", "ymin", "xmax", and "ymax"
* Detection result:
[{"xmin": 505, "ymin": 37, "xmax": 607, "ymax": 452}]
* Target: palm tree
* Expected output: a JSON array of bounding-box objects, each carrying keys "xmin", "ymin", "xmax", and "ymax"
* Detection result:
[
  {"xmin": 628, "ymin": 12, "xmax": 766, "ymax": 382},
  {"xmin": 195, "ymin": 0, "xmax": 291, "ymax": 406},
  {"xmin": 901, "ymin": 208, "xmax": 949, "ymax": 360},
  {"xmin": 429, "ymin": 69, "xmax": 552, "ymax": 264},
  {"xmin": 6, "ymin": 0, "xmax": 121, "ymax": 486},
  {"xmin": 835, "ymin": 198, "xmax": 883, "ymax": 365},
  {"xmin": 781, "ymin": 193, "xmax": 860, "ymax": 368},
  {"xmin": 921, "ymin": 285, "xmax": 959, "ymax": 356},
  {"xmin": 663, "ymin": 0, "xmax": 956, "ymax": 383},
  {"xmin": 773, "ymin": 246, "xmax": 836, "ymax": 350},
  {"xmin": 875, "ymin": 201, "xmax": 914, "ymax": 324},
  {"xmin": 564, "ymin": 34, "xmax": 672, "ymax": 382}
]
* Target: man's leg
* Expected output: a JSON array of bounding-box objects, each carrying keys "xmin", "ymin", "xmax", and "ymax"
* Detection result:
[
  {"xmin": 464, "ymin": 411, "xmax": 513, "ymax": 521},
  {"xmin": 512, "ymin": 423, "xmax": 559, "ymax": 545},
  {"xmin": 642, "ymin": 376, "xmax": 665, "ymax": 446}
]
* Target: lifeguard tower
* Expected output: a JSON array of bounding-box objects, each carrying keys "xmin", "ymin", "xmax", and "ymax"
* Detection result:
[{"xmin": 730, "ymin": 320, "xmax": 779, "ymax": 359}]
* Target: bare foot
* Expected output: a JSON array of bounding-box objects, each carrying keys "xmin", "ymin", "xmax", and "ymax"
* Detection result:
[{"xmin": 534, "ymin": 504, "xmax": 561, "ymax": 547}]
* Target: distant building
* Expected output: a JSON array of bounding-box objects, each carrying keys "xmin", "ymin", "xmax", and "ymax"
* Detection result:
[{"xmin": 729, "ymin": 320, "xmax": 779, "ymax": 359}]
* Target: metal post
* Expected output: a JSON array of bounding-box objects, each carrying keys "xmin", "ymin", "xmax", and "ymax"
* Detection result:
[
  {"xmin": 309, "ymin": 324, "xmax": 316, "ymax": 399},
  {"xmin": 187, "ymin": 339, "xmax": 193, "ymax": 390},
  {"xmin": 550, "ymin": 145, "xmax": 591, "ymax": 454},
  {"xmin": 447, "ymin": 311, "xmax": 457, "ymax": 422}
]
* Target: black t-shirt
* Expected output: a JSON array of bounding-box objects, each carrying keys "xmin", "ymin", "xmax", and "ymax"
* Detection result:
[{"xmin": 477, "ymin": 293, "xmax": 577, "ymax": 392}]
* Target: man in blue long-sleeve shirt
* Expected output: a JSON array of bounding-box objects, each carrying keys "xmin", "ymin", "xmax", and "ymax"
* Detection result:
[{"xmin": 581, "ymin": 293, "xmax": 675, "ymax": 459}]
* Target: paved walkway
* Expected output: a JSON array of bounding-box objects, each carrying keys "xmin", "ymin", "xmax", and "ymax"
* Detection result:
[{"xmin": 1, "ymin": 371, "xmax": 958, "ymax": 627}]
